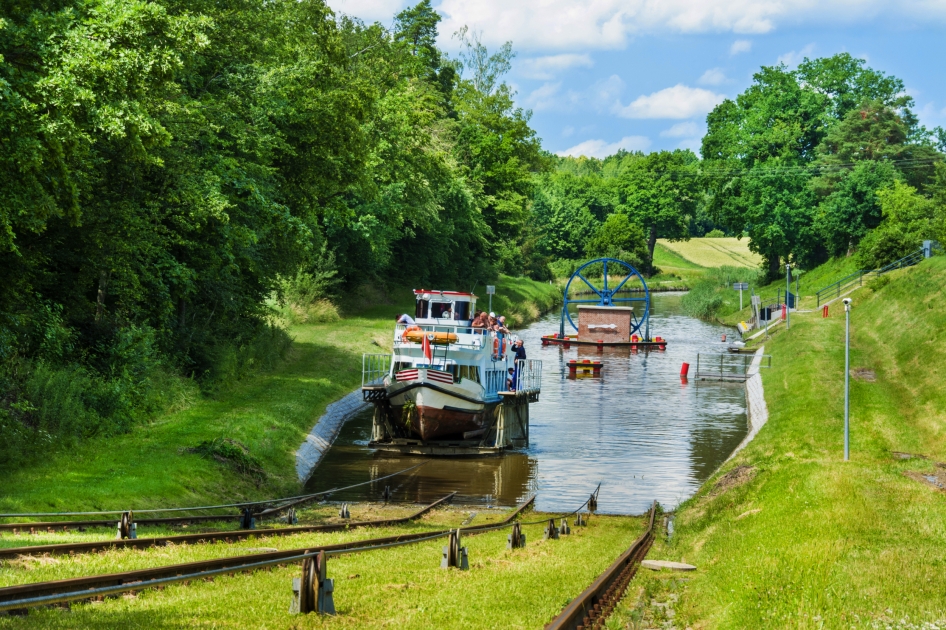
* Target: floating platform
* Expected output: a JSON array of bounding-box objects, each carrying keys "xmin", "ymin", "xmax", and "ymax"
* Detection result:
[
  {"xmin": 567, "ymin": 359, "xmax": 603, "ymax": 376},
  {"xmin": 541, "ymin": 334, "xmax": 667, "ymax": 349}
]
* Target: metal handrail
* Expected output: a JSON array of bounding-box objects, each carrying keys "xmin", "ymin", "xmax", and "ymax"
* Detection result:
[
  {"xmin": 814, "ymin": 247, "xmax": 929, "ymax": 306},
  {"xmin": 815, "ymin": 270, "xmax": 868, "ymax": 307},
  {"xmin": 695, "ymin": 353, "xmax": 772, "ymax": 379},
  {"xmin": 362, "ymin": 353, "xmax": 391, "ymax": 387},
  {"xmin": 515, "ymin": 359, "xmax": 542, "ymax": 393}
]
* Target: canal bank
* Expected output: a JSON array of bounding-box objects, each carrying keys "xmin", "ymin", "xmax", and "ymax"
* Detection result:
[{"xmin": 616, "ymin": 257, "xmax": 946, "ymax": 629}]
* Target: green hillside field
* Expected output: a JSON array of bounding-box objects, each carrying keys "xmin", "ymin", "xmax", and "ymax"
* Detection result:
[{"xmin": 657, "ymin": 238, "xmax": 763, "ymax": 268}]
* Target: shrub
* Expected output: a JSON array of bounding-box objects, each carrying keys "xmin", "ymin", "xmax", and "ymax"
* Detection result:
[
  {"xmin": 681, "ymin": 282, "xmax": 725, "ymax": 319},
  {"xmin": 705, "ymin": 229, "xmax": 726, "ymax": 238}
]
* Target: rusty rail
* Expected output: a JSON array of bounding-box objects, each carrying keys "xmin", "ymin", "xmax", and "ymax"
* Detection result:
[
  {"xmin": 545, "ymin": 501, "xmax": 657, "ymax": 630},
  {"xmin": 0, "ymin": 493, "xmax": 537, "ymax": 612},
  {"xmin": 0, "ymin": 493, "xmax": 457, "ymax": 560}
]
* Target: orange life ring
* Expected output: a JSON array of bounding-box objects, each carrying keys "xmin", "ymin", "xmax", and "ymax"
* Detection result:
[
  {"xmin": 493, "ymin": 336, "xmax": 500, "ymax": 356},
  {"xmin": 402, "ymin": 325, "xmax": 421, "ymax": 341}
]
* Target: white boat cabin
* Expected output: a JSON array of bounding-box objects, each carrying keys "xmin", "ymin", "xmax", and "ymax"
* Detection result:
[{"xmin": 389, "ymin": 290, "xmax": 515, "ymax": 399}]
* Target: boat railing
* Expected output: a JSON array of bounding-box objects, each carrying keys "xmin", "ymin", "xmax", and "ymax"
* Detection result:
[
  {"xmin": 515, "ymin": 359, "xmax": 542, "ymax": 393},
  {"xmin": 393, "ymin": 323, "xmax": 500, "ymax": 350},
  {"xmin": 362, "ymin": 353, "xmax": 392, "ymax": 388},
  {"xmin": 484, "ymin": 368, "xmax": 506, "ymax": 399}
]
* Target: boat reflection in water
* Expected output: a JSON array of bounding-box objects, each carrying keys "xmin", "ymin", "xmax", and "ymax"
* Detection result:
[{"xmin": 306, "ymin": 410, "xmax": 538, "ymax": 506}]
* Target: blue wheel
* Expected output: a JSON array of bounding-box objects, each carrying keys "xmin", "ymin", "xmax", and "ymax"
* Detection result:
[{"xmin": 560, "ymin": 258, "xmax": 650, "ymax": 338}]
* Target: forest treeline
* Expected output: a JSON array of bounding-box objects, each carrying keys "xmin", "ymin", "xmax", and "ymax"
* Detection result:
[
  {"xmin": 529, "ymin": 54, "xmax": 946, "ymax": 279},
  {"xmin": 2, "ymin": 0, "xmax": 945, "ymax": 461},
  {"xmin": 0, "ymin": 0, "xmax": 545, "ymax": 460}
]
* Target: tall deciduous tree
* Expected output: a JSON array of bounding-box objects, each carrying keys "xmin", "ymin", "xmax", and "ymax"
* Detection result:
[{"xmin": 617, "ymin": 150, "xmax": 699, "ymax": 261}]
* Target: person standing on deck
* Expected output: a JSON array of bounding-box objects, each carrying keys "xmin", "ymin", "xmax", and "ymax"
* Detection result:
[{"xmin": 513, "ymin": 339, "xmax": 526, "ymax": 362}]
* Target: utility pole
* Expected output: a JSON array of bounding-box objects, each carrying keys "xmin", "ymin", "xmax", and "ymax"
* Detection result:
[
  {"xmin": 844, "ymin": 298, "xmax": 852, "ymax": 461},
  {"xmin": 785, "ymin": 263, "xmax": 791, "ymax": 330}
]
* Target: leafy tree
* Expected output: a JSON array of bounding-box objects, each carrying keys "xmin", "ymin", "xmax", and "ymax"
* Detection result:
[
  {"xmin": 702, "ymin": 55, "xmax": 921, "ymax": 277},
  {"xmin": 856, "ymin": 181, "xmax": 938, "ymax": 268},
  {"xmin": 617, "ymin": 150, "xmax": 699, "ymax": 261},
  {"xmin": 584, "ymin": 214, "xmax": 652, "ymax": 273}
]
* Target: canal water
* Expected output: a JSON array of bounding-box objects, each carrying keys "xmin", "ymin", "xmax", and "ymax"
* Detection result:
[{"xmin": 305, "ymin": 293, "xmax": 748, "ymax": 515}]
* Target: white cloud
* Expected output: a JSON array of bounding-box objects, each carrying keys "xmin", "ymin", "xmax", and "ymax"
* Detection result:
[
  {"xmin": 435, "ymin": 0, "xmax": 946, "ymax": 52},
  {"xmin": 523, "ymin": 82, "xmax": 563, "ymax": 111},
  {"xmin": 616, "ymin": 84, "xmax": 725, "ymax": 119},
  {"xmin": 518, "ymin": 54, "xmax": 594, "ymax": 80},
  {"xmin": 777, "ymin": 43, "xmax": 816, "ymax": 68},
  {"xmin": 660, "ymin": 122, "xmax": 700, "ymax": 138},
  {"xmin": 557, "ymin": 136, "xmax": 652, "ymax": 159},
  {"xmin": 698, "ymin": 68, "xmax": 729, "ymax": 86},
  {"xmin": 730, "ymin": 39, "xmax": 752, "ymax": 55},
  {"xmin": 327, "ymin": 0, "xmax": 405, "ymax": 22},
  {"xmin": 562, "ymin": 126, "xmax": 575, "ymax": 137}
]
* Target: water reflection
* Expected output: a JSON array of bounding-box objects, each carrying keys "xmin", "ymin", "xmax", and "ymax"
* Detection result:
[{"xmin": 306, "ymin": 293, "xmax": 747, "ymax": 515}]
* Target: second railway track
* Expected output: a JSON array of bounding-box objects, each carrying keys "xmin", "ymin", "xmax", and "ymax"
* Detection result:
[
  {"xmin": 0, "ymin": 493, "xmax": 458, "ymax": 560},
  {"xmin": 0, "ymin": 494, "xmax": 538, "ymax": 611}
]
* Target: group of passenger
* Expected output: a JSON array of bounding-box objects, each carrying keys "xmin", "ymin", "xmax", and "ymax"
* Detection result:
[{"xmin": 471, "ymin": 310, "xmax": 508, "ymax": 334}]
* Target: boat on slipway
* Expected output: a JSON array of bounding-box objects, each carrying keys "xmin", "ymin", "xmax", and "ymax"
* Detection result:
[{"xmin": 361, "ymin": 290, "xmax": 541, "ymax": 455}]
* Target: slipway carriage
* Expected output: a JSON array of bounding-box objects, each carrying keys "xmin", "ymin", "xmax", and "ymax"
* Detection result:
[
  {"xmin": 541, "ymin": 257, "xmax": 667, "ymax": 350},
  {"xmin": 362, "ymin": 290, "xmax": 542, "ymax": 456}
]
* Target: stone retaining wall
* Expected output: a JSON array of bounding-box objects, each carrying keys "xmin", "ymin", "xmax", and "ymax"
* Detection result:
[
  {"xmin": 728, "ymin": 346, "xmax": 769, "ymax": 461},
  {"xmin": 295, "ymin": 389, "xmax": 370, "ymax": 483}
]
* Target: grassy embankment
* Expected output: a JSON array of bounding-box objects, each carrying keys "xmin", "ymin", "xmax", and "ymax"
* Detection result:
[
  {"xmin": 1, "ymin": 275, "xmax": 560, "ymax": 514},
  {"xmin": 612, "ymin": 256, "xmax": 946, "ymax": 629}
]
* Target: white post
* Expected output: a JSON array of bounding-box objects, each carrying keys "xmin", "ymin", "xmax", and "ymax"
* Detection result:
[
  {"xmin": 844, "ymin": 300, "xmax": 851, "ymax": 461},
  {"xmin": 739, "ymin": 287, "xmax": 743, "ymax": 311}
]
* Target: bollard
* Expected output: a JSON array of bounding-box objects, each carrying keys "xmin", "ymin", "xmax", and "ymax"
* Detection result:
[
  {"xmin": 286, "ymin": 508, "xmax": 298, "ymax": 525},
  {"xmin": 507, "ymin": 522, "xmax": 526, "ymax": 549},
  {"xmin": 574, "ymin": 512, "xmax": 585, "ymax": 527},
  {"xmin": 117, "ymin": 511, "xmax": 135, "ymax": 540},
  {"xmin": 560, "ymin": 518, "xmax": 571, "ymax": 536},
  {"xmin": 544, "ymin": 518, "xmax": 559, "ymax": 540},
  {"xmin": 382, "ymin": 485, "xmax": 392, "ymax": 502},
  {"xmin": 823, "ymin": 304, "xmax": 829, "ymax": 318},
  {"xmin": 295, "ymin": 551, "xmax": 335, "ymax": 615},
  {"xmin": 680, "ymin": 362, "xmax": 690, "ymax": 378},
  {"xmin": 588, "ymin": 493, "xmax": 598, "ymax": 514},
  {"xmin": 441, "ymin": 529, "xmax": 469, "ymax": 570},
  {"xmin": 781, "ymin": 304, "xmax": 787, "ymax": 321},
  {"xmin": 239, "ymin": 507, "xmax": 256, "ymax": 530},
  {"xmin": 338, "ymin": 504, "xmax": 350, "ymax": 519}
]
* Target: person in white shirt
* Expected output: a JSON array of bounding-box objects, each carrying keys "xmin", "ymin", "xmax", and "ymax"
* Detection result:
[{"xmin": 396, "ymin": 314, "xmax": 415, "ymax": 325}]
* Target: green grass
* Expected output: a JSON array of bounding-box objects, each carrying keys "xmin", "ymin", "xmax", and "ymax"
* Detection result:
[
  {"xmin": 616, "ymin": 256, "xmax": 946, "ymax": 629},
  {"xmin": 657, "ymin": 238, "xmax": 762, "ymax": 269},
  {"xmin": 0, "ymin": 507, "xmax": 645, "ymax": 629},
  {"xmin": 0, "ymin": 276, "xmax": 560, "ymax": 516}
]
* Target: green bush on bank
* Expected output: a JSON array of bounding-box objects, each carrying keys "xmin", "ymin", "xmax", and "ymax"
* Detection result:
[
  {"xmin": 0, "ymin": 315, "xmax": 292, "ymax": 470},
  {"xmin": 680, "ymin": 266, "xmax": 762, "ymax": 319}
]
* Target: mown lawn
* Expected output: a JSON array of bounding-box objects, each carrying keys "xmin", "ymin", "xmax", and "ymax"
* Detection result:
[
  {"xmin": 657, "ymin": 238, "xmax": 762, "ymax": 269},
  {"xmin": 615, "ymin": 257, "xmax": 946, "ymax": 629}
]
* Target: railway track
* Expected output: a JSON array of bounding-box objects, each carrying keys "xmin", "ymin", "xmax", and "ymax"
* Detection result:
[
  {"xmin": 546, "ymin": 501, "xmax": 657, "ymax": 630},
  {"xmin": 0, "ymin": 494, "xmax": 538, "ymax": 612},
  {"xmin": 0, "ymin": 463, "xmax": 428, "ymax": 533},
  {"xmin": 0, "ymin": 493, "xmax": 458, "ymax": 560}
]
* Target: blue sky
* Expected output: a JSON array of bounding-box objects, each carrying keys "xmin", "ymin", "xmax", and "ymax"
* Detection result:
[{"xmin": 328, "ymin": 0, "xmax": 946, "ymax": 158}]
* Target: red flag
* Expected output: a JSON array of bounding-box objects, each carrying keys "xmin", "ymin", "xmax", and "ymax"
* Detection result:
[{"xmin": 422, "ymin": 334, "xmax": 433, "ymax": 363}]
